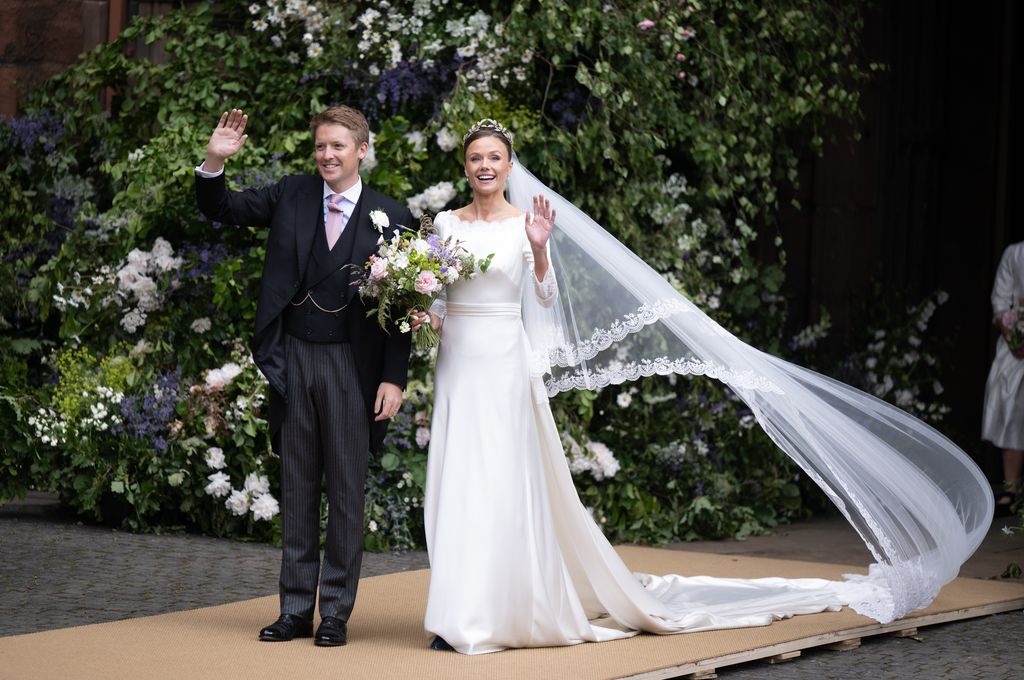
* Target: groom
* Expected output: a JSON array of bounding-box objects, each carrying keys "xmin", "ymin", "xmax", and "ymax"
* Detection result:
[{"xmin": 195, "ymin": 106, "xmax": 413, "ymax": 646}]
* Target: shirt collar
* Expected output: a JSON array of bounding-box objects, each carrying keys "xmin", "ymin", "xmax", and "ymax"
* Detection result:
[{"xmin": 323, "ymin": 178, "xmax": 363, "ymax": 205}]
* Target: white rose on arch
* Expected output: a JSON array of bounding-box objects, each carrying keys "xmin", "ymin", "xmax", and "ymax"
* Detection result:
[{"xmin": 369, "ymin": 209, "xmax": 390, "ymax": 233}]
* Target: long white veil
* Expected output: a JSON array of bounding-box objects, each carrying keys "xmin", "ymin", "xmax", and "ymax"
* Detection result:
[{"xmin": 508, "ymin": 157, "xmax": 993, "ymax": 623}]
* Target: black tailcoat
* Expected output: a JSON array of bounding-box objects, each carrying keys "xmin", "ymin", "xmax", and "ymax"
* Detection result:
[{"xmin": 195, "ymin": 172, "xmax": 413, "ymax": 452}]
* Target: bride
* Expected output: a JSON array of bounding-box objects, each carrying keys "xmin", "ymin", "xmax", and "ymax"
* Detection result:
[{"xmin": 411, "ymin": 120, "xmax": 993, "ymax": 655}]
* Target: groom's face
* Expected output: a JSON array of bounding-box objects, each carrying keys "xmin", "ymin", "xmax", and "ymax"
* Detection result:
[{"xmin": 314, "ymin": 123, "xmax": 368, "ymax": 191}]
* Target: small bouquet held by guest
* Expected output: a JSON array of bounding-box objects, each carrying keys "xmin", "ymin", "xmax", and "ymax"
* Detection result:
[
  {"xmin": 999, "ymin": 301, "xmax": 1024, "ymax": 358},
  {"xmin": 359, "ymin": 216, "xmax": 492, "ymax": 350}
]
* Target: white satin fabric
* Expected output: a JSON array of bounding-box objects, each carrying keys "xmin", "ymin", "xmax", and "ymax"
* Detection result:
[
  {"xmin": 983, "ymin": 241, "xmax": 1024, "ymax": 449},
  {"xmin": 423, "ymin": 212, "xmax": 872, "ymax": 655}
]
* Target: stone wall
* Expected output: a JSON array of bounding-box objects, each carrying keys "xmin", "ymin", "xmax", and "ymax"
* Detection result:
[
  {"xmin": 0, "ymin": 0, "xmax": 107, "ymax": 116},
  {"xmin": 0, "ymin": 0, "xmax": 177, "ymax": 117}
]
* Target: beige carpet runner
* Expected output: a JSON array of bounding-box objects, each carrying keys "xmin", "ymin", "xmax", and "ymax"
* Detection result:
[{"xmin": 2, "ymin": 547, "xmax": 1022, "ymax": 680}]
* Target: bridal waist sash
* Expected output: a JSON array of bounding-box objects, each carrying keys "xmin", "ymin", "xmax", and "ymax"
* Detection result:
[{"xmin": 445, "ymin": 301, "xmax": 522, "ymax": 318}]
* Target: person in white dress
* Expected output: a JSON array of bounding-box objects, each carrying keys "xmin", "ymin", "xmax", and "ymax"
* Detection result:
[
  {"xmin": 408, "ymin": 121, "xmax": 879, "ymax": 655},
  {"xmin": 982, "ymin": 242, "xmax": 1024, "ymax": 511}
]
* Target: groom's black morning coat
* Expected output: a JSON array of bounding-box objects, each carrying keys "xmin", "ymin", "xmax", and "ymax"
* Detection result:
[{"xmin": 195, "ymin": 172, "xmax": 413, "ymax": 452}]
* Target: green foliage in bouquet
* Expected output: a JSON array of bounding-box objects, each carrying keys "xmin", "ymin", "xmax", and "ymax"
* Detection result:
[{"xmin": 0, "ymin": 0, "xmax": 950, "ymax": 548}]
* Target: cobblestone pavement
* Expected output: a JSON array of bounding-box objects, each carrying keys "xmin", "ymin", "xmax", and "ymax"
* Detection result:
[
  {"xmin": 0, "ymin": 505, "xmax": 428, "ymax": 638},
  {"xmin": 1, "ymin": 497, "xmax": 1021, "ymax": 679}
]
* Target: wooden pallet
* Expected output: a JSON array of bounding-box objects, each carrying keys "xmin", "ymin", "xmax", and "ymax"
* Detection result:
[{"xmin": 620, "ymin": 598, "xmax": 1024, "ymax": 680}]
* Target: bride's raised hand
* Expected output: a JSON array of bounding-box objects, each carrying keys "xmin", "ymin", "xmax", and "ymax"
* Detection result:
[
  {"xmin": 526, "ymin": 194, "xmax": 555, "ymax": 251},
  {"xmin": 204, "ymin": 109, "xmax": 249, "ymax": 171}
]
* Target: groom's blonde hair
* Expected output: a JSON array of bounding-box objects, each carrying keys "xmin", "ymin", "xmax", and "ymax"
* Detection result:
[{"xmin": 310, "ymin": 106, "xmax": 370, "ymax": 147}]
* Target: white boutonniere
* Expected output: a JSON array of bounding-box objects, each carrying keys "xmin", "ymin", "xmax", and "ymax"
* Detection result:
[{"xmin": 369, "ymin": 209, "xmax": 390, "ymax": 233}]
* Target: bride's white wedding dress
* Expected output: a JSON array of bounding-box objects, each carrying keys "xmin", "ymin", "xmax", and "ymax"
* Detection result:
[{"xmin": 423, "ymin": 210, "xmax": 871, "ymax": 655}]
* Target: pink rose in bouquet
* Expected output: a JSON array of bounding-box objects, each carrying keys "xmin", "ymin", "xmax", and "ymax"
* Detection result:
[{"xmin": 414, "ymin": 271, "xmax": 441, "ymax": 295}]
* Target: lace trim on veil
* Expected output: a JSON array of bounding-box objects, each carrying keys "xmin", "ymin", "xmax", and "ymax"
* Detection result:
[
  {"xmin": 546, "ymin": 299, "xmax": 694, "ymax": 367},
  {"xmin": 533, "ymin": 298, "xmax": 784, "ymax": 396},
  {"xmin": 543, "ymin": 356, "xmax": 784, "ymax": 396}
]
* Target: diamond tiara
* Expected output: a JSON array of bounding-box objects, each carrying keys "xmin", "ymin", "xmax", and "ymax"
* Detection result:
[{"xmin": 461, "ymin": 118, "xmax": 514, "ymax": 149}]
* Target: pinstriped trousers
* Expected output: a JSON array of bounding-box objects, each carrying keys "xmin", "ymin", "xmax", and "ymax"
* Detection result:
[{"xmin": 279, "ymin": 335, "xmax": 370, "ymax": 622}]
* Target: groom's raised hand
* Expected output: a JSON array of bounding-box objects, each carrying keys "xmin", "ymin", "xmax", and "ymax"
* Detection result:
[{"xmin": 204, "ymin": 108, "xmax": 249, "ymax": 173}]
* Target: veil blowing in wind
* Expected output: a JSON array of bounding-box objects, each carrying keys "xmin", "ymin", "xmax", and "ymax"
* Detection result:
[{"xmin": 508, "ymin": 156, "xmax": 993, "ymax": 623}]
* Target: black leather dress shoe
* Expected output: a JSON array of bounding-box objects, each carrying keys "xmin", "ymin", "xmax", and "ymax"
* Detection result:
[
  {"xmin": 258, "ymin": 614, "xmax": 313, "ymax": 642},
  {"xmin": 430, "ymin": 635, "xmax": 455, "ymax": 651},
  {"xmin": 314, "ymin": 616, "xmax": 348, "ymax": 647}
]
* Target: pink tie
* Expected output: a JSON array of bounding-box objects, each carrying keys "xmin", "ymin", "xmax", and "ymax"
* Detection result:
[{"xmin": 326, "ymin": 193, "xmax": 346, "ymax": 250}]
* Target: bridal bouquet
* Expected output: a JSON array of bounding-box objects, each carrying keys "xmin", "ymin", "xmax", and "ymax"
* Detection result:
[{"xmin": 359, "ymin": 217, "xmax": 492, "ymax": 349}]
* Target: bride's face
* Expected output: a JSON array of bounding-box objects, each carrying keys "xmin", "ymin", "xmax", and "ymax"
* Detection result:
[{"xmin": 464, "ymin": 136, "xmax": 512, "ymax": 197}]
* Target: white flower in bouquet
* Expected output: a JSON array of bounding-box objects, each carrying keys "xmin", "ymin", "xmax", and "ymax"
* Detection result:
[
  {"xmin": 204, "ymin": 471, "xmax": 232, "ymax": 498},
  {"xmin": 415, "ymin": 426, "xmax": 431, "ymax": 447},
  {"xmin": 368, "ymin": 519, "xmax": 379, "ymax": 533},
  {"xmin": 205, "ymin": 447, "xmax": 226, "ymax": 469},
  {"xmin": 251, "ymin": 493, "xmax": 280, "ymax": 521},
  {"xmin": 244, "ymin": 472, "xmax": 271, "ymax": 496},
  {"xmin": 616, "ymin": 392, "xmax": 632, "ymax": 408},
  {"xmin": 411, "ymin": 238, "xmax": 431, "ymax": 255},
  {"xmin": 226, "ymin": 489, "xmax": 251, "ymax": 516},
  {"xmin": 191, "ymin": 317, "xmax": 212, "ymax": 334},
  {"xmin": 369, "ymin": 209, "xmax": 389, "ymax": 232}
]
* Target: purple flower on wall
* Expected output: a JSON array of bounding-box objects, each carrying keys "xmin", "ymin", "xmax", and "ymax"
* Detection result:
[
  {"xmin": 179, "ymin": 242, "xmax": 231, "ymax": 279},
  {"xmin": 236, "ymin": 152, "xmax": 286, "ymax": 190},
  {"xmin": 117, "ymin": 370, "xmax": 181, "ymax": 454},
  {"xmin": 6, "ymin": 110, "xmax": 65, "ymax": 154},
  {"xmin": 549, "ymin": 85, "xmax": 600, "ymax": 132},
  {"xmin": 304, "ymin": 58, "xmax": 460, "ymax": 125}
]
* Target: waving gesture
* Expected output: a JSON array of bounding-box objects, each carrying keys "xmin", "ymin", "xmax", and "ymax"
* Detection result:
[
  {"xmin": 204, "ymin": 109, "xmax": 249, "ymax": 173},
  {"xmin": 526, "ymin": 194, "xmax": 555, "ymax": 251}
]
